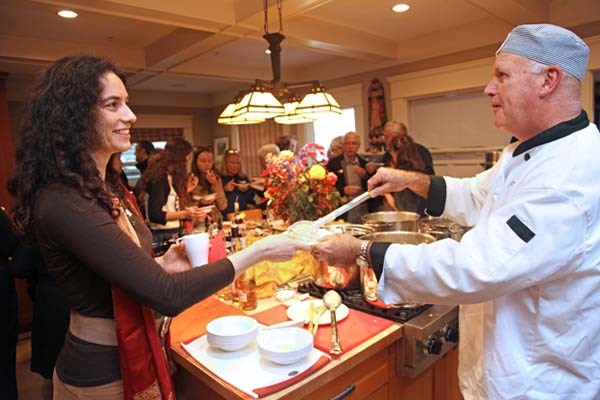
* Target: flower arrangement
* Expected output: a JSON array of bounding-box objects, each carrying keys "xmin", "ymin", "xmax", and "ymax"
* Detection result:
[{"xmin": 263, "ymin": 143, "xmax": 343, "ymax": 223}]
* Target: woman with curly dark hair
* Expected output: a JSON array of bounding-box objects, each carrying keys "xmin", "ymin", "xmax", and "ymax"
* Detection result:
[
  {"xmin": 136, "ymin": 137, "xmax": 205, "ymax": 243},
  {"xmin": 12, "ymin": 55, "xmax": 309, "ymax": 400}
]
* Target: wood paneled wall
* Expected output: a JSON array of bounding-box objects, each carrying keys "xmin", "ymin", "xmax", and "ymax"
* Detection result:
[{"xmin": 0, "ymin": 75, "xmax": 15, "ymax": 209}]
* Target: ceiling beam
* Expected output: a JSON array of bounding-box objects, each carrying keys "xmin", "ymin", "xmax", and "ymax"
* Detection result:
[{"xmin": 464, "ymin": 0, "xmax": 548, "ymax": 26}]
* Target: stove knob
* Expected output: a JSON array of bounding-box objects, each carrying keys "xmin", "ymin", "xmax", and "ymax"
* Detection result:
[
  {"xmin": 441, "ymin": 324, "xmax": 459, "ymax": 343},
  {"xmin": 424, "ymin": 335, "xmax": 443, "ymax": 356}
]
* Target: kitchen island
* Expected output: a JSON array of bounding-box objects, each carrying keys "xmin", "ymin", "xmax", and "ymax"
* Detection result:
[{"xmin": 170, "ymin": 296, "xmax": 461, "ymax": 400}]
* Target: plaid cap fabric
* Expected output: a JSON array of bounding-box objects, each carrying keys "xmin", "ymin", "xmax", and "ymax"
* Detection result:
[{"xmin": 497, "ymin": 24, "xmax": 589, "ymax": 81}]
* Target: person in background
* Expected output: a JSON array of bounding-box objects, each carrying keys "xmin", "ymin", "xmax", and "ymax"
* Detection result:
[
  {"xmin": 6, "ymin": 177, "xmax": 70, "ymax": 400},
  {"xmin": 326, "ymin": 132, "xmax": 377, "ymax": 223},
  {"xmin": 220, "ymin": 149, "xmax": 255, "ymax": 217},
  {"xmin": 137, "ymin": 137, "xmax": 205, "ymax": 243},
  {"xmin": 255, "ymin": 143, "xmax": 280, "ymax": 209},
  {"xmin": 134, "ymin": 140, "xmax": 155, "ymax": 175},
  {"xmin": 382, "ymin": 120, "xmax": 435, "ymax": 175},
  {"xmin": 314, "ymin": 24, "xmax": 600, "ymax": 399},
  {"xmin": 257, "ymin": 143, "xmax": 280, "ymax": 171},
  {"xmin": 381, "ymin": 134, "xmax": 428, "ymax": 214},
  {"xmin": 190, "ymin": 146, "xmax": 227, "ymax": 213},
  {"xmin": 0, "ymin": 207, "xmax": 19, "ymax": 400},
  {"xmin": 12, "ymin": 55, "xmax": 310, "ymax": 399},
  {"xmin": 275, "ymin": 135, "xmax": 297, "ymax": 153},
  {"xmin": 108, "ymin": 152, "xmax": 131, "ymax": 190},
  {"xmin": 326, "ymin": 136, "xmax": 343, "ymax": 160}
]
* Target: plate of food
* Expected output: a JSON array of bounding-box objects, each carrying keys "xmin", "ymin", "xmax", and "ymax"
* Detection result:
[
  {"xmin": 232, "ymin": 182, "xmax": 250, "ymax": 190},
  {"xmin": 197, "ymin": 193, "xmax": 217, "ymax": 203},
  {"xmin": 286, "ymin": 299, "xmax": 349, "ymax": 325}
]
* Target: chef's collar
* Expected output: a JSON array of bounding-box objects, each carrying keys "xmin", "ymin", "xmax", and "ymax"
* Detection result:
[{"xmin": 513, "ymin": 111, "xmax": 589, "ymax": 157}]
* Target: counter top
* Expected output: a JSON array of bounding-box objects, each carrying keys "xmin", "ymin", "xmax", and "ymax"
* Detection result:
[{"xmin": 170, "ymin": 296, "xmax": 403, "ymax": 400}]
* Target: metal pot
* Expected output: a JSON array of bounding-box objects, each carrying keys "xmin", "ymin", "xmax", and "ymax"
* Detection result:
[
  {"xmin": 358, "ymin": 231, "xmax": 436, "ymax": 308},
  {"xmin": 418, "ymin": 216, "xmax": 465, "ymax": 241},
  {"xmin": 361, "ymin": 211, "xmax": 420, "ymax": 232},
  {"xmin": 312, "ymin": 224, "xmax": 375, "ymax": 290}
]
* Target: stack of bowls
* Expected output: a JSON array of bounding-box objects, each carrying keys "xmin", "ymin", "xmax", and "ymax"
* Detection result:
[
  {"xmin": 258, "ymin": 327, "xmax": 313, "ymax": 364},
  {"xmin": 206, "ymin": 315, "xmax": 258, "ymax": 351}
]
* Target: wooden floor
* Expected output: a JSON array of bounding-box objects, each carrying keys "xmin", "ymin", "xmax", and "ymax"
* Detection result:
[{"xmin": 16, "ymin": 332, "xmax": 53, "ymax": 400}]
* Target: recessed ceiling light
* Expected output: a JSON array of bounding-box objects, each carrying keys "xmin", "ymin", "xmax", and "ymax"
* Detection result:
[
  {"xmin": 392, "ymin": 3, "xmax": 410, "ymax": 13},
  {"xmin": 57, "ymin": 10, "xmax": 78, "ymax": 18}
]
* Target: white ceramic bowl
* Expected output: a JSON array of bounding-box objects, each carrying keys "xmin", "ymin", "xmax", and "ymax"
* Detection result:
[
  {"xmin": 258, "ymin": 327, "xmax": 313, "ymax": 365},
  {"xmin": 206, "ymin": 316, "xmax": 258, "ymax": 351}
]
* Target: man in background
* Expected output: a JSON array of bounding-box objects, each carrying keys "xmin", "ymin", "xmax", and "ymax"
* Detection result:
[
  {"xmin": 327, "ymin": 132, "xmax": 377, "ymax": 223},
  {"xmin": 135, "ymin": 140, "xmax": 155, "ymax": 175}
]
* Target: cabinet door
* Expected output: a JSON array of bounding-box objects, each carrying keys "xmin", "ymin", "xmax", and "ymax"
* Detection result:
[
  {"xmin": 302, "ymin": 348, "xmax": 389, "ymax": 400},
  {"xmin": 433, "ymin": 348, "xmax": 462, "ymax": 400}
]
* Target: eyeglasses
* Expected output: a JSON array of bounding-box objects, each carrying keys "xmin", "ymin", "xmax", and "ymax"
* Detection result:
[{"xmin": 225, "ymin": 149, "xmax": 239, "ymax": 154}]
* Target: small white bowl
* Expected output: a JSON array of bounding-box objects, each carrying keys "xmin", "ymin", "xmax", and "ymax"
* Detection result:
[
  {"xmin": 258, "ymin": 327, "xmax": 313, "ymax": 365},
  {"xmin": 206, "ymin": 316, "xmax": 258, "ymax": 351}
]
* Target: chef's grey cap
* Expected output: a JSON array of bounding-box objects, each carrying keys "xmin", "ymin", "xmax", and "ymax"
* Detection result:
[{"xmin": 496, "ymin": 24, "xmax": 589, "ymax": 82}]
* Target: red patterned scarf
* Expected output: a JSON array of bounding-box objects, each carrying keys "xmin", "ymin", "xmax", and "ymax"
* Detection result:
[{"xmin": 112, "ymin": 184, "xmax": 175, "ymax": 400}]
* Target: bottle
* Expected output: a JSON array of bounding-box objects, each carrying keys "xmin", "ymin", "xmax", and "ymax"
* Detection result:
[
  {"xmin": 236, "ymin": 266, "xmax": 257, "ymax": 311},
  {"xmin": 229, "ymin": 224, "xmax": 241, "ymax": 305}
]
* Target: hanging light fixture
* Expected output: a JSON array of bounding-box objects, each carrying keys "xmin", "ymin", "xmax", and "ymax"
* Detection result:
[
  {"xmin": 218, "ymin": 98, "xmax": 265, "ymax": 125},
  {"xmin": 219, "ymin": 0, "xmax": 341, "ymax": 125}
]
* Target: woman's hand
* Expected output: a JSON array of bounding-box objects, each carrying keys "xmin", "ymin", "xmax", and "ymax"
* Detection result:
[
  {"xmin": 344, "ymin": 185, "xmax": 362, "ymax": 197},
  {"xmin": 227, "ymin": 234, "xmax": 310, "ymax": 276},
  {"xmin": 312, "ymin": 233, "xmax": 361, "ymax": 267},
  {"xmin": 205, "ymin": 170, "xmax": 217, "ymax": 185},
  {"xmin": 254, "ymin": 234, "xmax": 311, "ymax": 262},
  {"xmin": 187, "ymin": 174, "xmax": 199, "ymax": 193},
  {"xmin": 155, "ymin": 242, "xmax": 192, "ymax": 274},
  {"xmin": 184, "ymin": 206, "xmax": 207, "ymax": 222},
  {"xmin": 223, "ymin": 180, "xmax": 235, "ymax": 192}
]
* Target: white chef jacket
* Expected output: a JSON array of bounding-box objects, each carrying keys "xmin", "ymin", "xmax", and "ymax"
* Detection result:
[{"xmin": 377, "ymin": 116, "xmax": 600, "ymax": 399}]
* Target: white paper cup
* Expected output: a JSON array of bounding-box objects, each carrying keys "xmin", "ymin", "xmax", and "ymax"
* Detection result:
[{"xmin": 176, "ymin": 232, "xmax": 209, "ymax": 267}]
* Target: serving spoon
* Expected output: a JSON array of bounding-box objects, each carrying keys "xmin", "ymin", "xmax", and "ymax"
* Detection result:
[
  {"xmin": 323, "ymin": 290, "xmax": 343, "ymax": 355},
  {"xmin": 288, "ymin": 191, "xmax": 372, "ymax": 242}
]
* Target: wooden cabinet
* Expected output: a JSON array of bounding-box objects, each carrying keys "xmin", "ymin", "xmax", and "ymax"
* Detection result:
[{"xmin": 171, "ymin": 298, "xmax": 462, "ymax": 400}]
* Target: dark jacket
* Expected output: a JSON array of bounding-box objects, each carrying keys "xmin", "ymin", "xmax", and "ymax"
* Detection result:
[{"xmin": 327, "ymin": 154, "xmax": 380, "ymax": 214}]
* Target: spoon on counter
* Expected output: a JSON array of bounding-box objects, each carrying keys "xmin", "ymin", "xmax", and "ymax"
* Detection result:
[{"xmin": 323, "ymin": 290, "xmax": 344, "ymax": 355}]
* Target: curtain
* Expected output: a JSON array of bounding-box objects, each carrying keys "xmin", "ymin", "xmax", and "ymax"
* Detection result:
[{"xmin": 238, "ymin": 120, "xmax": 298, "ymax": 178}]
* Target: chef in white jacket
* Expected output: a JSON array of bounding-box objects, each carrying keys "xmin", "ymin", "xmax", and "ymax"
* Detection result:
[{"xmin": 313, "ymin": 24, "xmax": 600, "ymax": 399}]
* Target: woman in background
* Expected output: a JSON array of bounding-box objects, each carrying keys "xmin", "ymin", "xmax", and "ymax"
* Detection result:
[
  {"xmin": 220, "ymin": 149, "xmax": 255, "ymax": 217},
  {"xmin": 137, "ymin": 137, "xmax": 204, "ymax": 243},
  {"xmin": 190, "ymin": 146, "xmax": 227, "ymax": 214},
  {"xmin": 12, "ymin": 55, "xmax": 309, "ymax": 399},
  {"xmin": 385, "ymin": 134, "xmax": 427, "ymax": 214}
]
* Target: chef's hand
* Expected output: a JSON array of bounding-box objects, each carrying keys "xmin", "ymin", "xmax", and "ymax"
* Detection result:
[
  {"xmin": 368, "ymin": 167, "xmax": 430, "ymax": 198},
  {"xmin": 155, "ymin": 242, "xmax": 192, "ymax": 274},
  {"xmin": 312, "ymin": 233, "xmax": 361, "ymax": 267}
]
